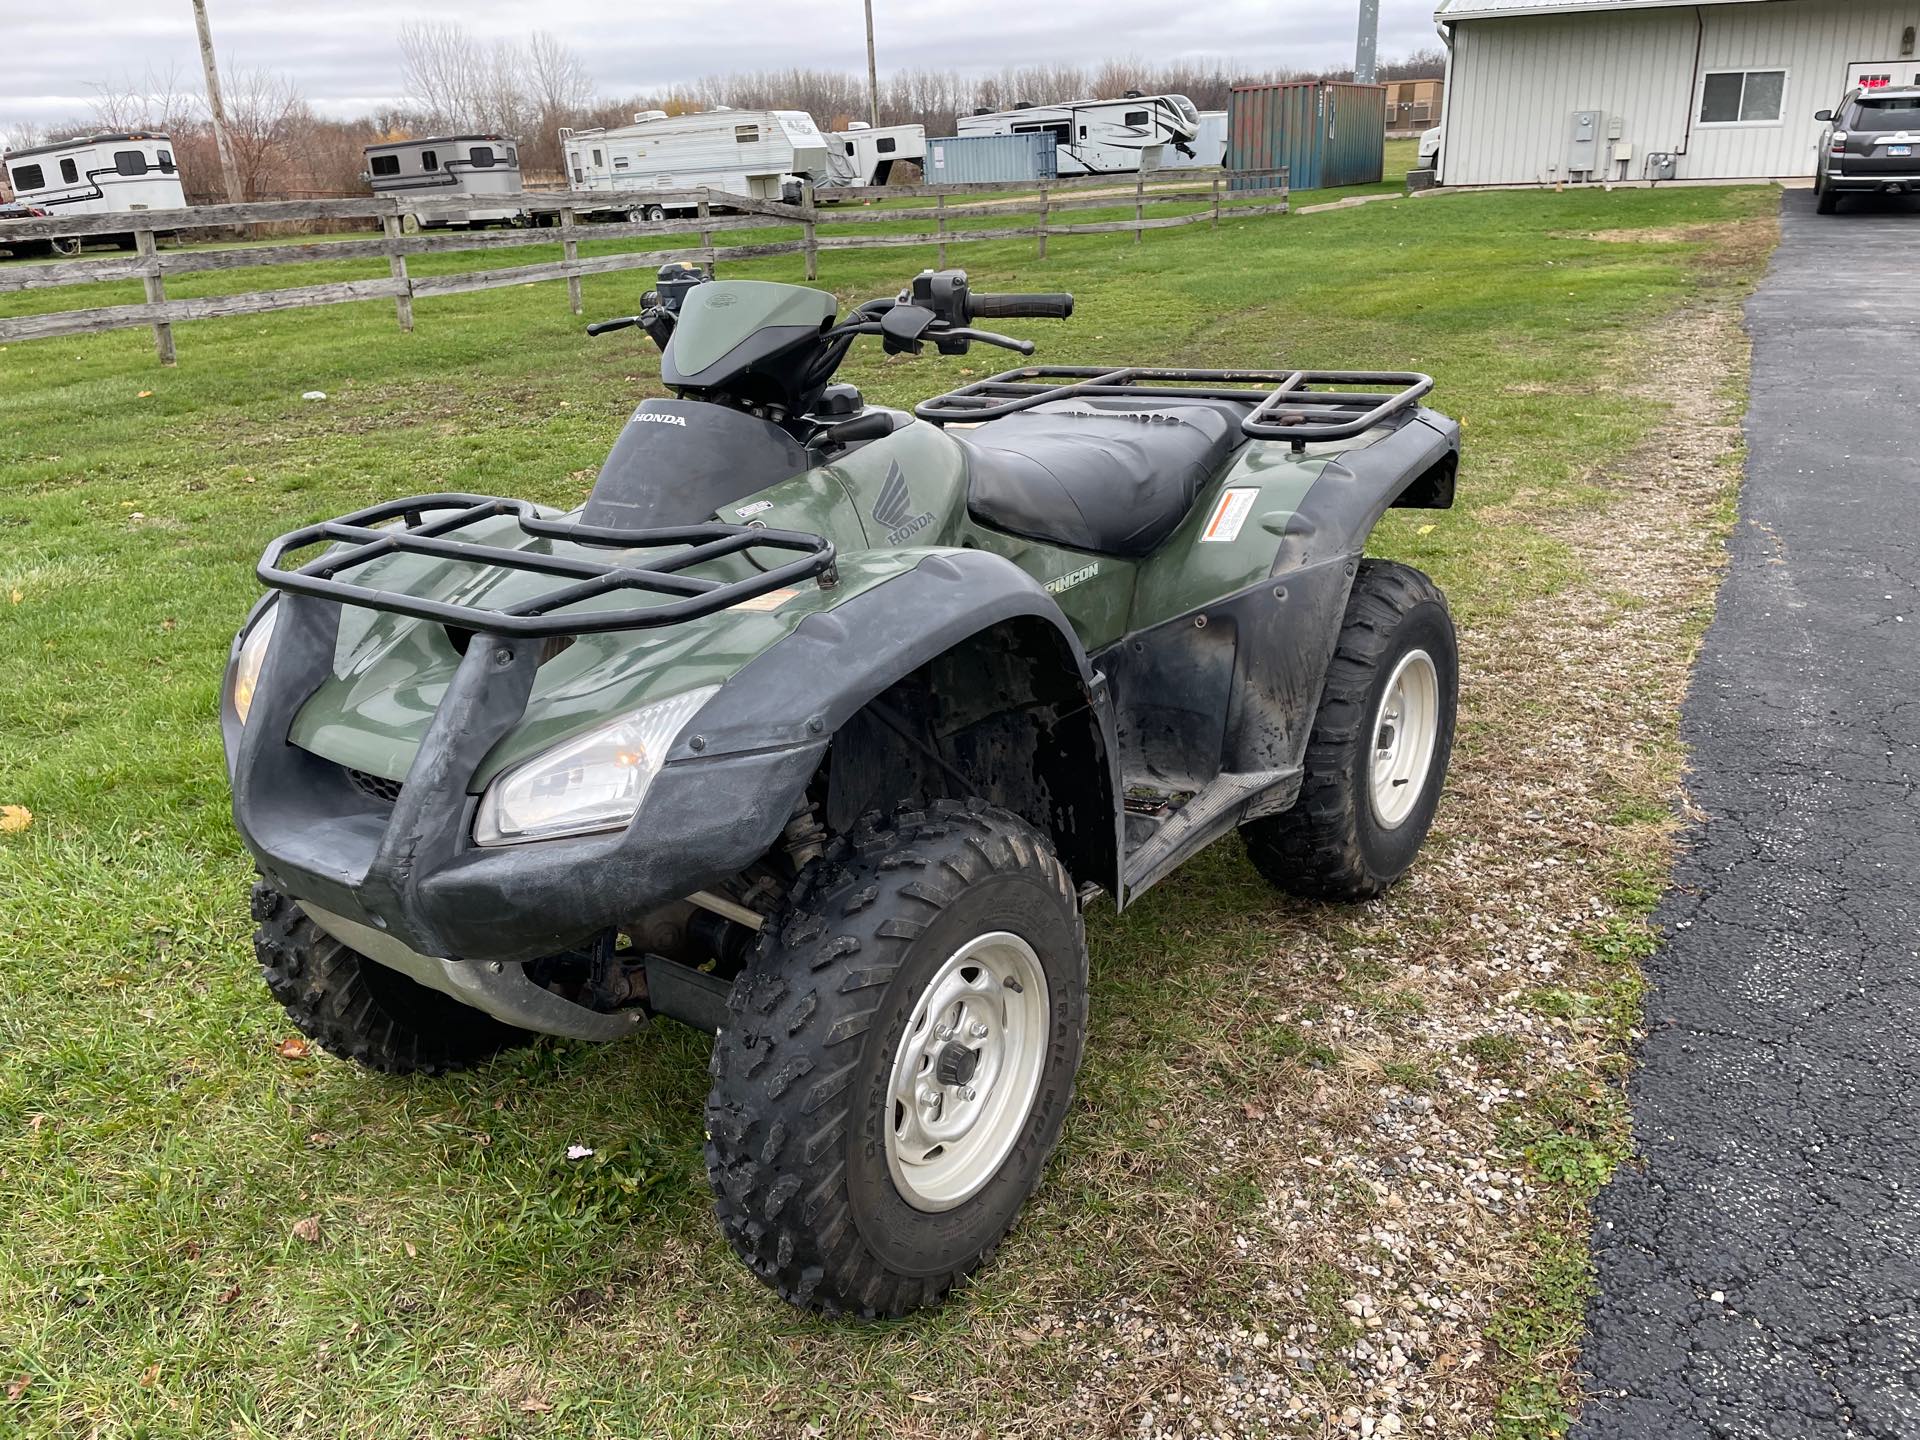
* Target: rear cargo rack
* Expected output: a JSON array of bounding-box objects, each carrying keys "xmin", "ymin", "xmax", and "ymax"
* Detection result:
[
  {"xmin": 915, "ymin": 366, "xmax": 1433, "ymax": 449},
  {"xmin": 257, "ymin": 493, "xmax": 836, "ymax": 638}
]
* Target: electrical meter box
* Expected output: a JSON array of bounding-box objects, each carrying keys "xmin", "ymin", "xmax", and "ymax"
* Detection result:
[{"xmin": 1568, "ymin": 110, "xmax": 1602, "ymax": 176}]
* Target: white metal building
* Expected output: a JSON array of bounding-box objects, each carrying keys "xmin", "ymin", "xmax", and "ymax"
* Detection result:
[{"xmin": 1433, "ymin": 0, "xmax": 1920, "ymax": 185}]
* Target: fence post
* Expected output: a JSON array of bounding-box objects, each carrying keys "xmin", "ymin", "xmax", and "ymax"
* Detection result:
[
  {"xmin": 697, "ymin": 190, "xmax": 714, "ymax": 274},
  {"xmin": 1036, "ymin": 183, "xmax": 1049, "ymax": 260},
  {"xmin": 134, "ymin": 224, "xmax": 175, "ymax": 365},
  {"xmin": 561, "ymin": 206, "xmax": 582, "ymax": 316},
  {"xmin": 802, "ymin": 182, "xmax": 818, "ymax": 282},
  {"xmin": 936, "ymin": 192, "xmax": 947, "ymax": 269},
  {"xmin": 1134, "ymin": 172, "xmax": 1145, "ymax": 245},
  {"xmin": 381, "ymin": 210, "xmax": 414, "ymax": 334},
  {"xmin": 1210, "ymin": 173, "xmax": 1221, "ymax": 229}
]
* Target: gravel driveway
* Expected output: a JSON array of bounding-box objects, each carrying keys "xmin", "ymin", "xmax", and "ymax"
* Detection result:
[{"xmin": 1577, "ymin": 190, "xmax": 1920, "ymax": 1436}]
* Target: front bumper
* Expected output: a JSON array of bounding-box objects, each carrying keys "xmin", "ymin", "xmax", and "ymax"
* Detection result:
[{"xmin": 227, "ymin": 591, "xmax": 824, "ymax": 966}]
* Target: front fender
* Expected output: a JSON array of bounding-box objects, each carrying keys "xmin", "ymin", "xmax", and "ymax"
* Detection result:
[{"xmin": 670, "ymin": 548, "xmax": 1105, "ymax": 761}]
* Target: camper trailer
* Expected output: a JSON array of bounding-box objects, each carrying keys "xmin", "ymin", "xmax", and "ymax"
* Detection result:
[
  {"xmin": 1155, "ymin": 109, "xmax": 1227, "ymax": 170},
  {"xmin": 956, "ymin": 93, "xmax": 1200, "ymax": 175},
  {"xmin": 825, "ymin": 122, "xmax": 926, "ymax": 187},
  {"xmin": 362, "ymin": 135, "xmax": 524, "ymax": 228},
  {"xmin": 3, "ymin": 132, "xmax": 186, "ymax": 251},
  {"xmin": 560, "ymin": 109, "xmax": 830, "ymax": 219}
]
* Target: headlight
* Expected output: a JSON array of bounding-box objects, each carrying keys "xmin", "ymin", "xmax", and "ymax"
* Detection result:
[
  {"xmin": 231, "ymin": 603, "xmax": 279, "ymax": 726},
  {"xmin": 472, "ymin": 686, "xmax": 719, "ymax": 847}
]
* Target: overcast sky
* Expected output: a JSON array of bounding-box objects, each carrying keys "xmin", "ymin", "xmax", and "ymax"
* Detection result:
[{"xmin": 2, "ymin": 0, "xmax": 1445, "ymax": 142}]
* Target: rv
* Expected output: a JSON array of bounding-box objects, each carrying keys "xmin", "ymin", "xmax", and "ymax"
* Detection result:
[
  {"xmin": 362, "ymin": 135, "xmax": 524, "ymax": 228},
  {"xmin": 3, "ymin": 132, "xmax": 186, "ymax": 251},
  {"xmin": 560, "ymin": 109, "xmax": 830, "ymax": 219},
  {"xmin": 825, "ymin": 122, "xmax": 926, "ymax": 187},
  {"xmin": 1155, "ymin": 110, "xmax": 1227, "ymax": 171},
  {"xmin": 956, "ymin": 94, "xmax": 1201, "ymax": 175}
]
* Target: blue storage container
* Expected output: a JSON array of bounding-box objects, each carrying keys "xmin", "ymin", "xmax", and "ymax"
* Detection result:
[
  {"xmin": 921, "ymin": 132, "xmax": 1058, "ymax": 184},
  {"xmin": 1227, "ymin": 81, "xmax": 1386, "ymax": 192}
]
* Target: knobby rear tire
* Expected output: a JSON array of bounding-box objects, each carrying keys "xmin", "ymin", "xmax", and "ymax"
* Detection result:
[
  {"xmin": 704, "ymin": 800, "xmax": 1087, "ymax": 1317},
  {"xmin": 1243, "ymin": 559, "xmax": 1458, "ymax": 900}
]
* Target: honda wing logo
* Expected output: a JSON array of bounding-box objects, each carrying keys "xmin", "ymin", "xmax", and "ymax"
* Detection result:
[{"xmin": 871, "ymin": 461, "xmax": 933, "ymax": 544}]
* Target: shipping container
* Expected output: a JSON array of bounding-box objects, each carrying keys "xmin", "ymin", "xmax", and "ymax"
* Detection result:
[
  {"xmin": 921, "ymin": 132, "xmax": 1058, "ymax": 184},
  {"xmin": 1227, "ymin": 81, "xmax": 1387, "ymax": 191}
]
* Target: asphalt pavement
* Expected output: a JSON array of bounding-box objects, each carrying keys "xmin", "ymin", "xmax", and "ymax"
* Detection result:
[{"xmin": 1576, "ymin": 189, "xmax": 1920, "ymax": 1437}]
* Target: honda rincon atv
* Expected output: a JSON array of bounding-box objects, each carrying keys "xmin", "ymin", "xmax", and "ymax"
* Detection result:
[{"xmin": 225, "ymin": 263, "xmax": 1461, "ymax": 1316}]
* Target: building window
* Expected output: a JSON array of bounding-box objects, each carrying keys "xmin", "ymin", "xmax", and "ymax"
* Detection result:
[
  {"xmin": 157, "ymin": 150, "xmax": 174, "ymax": 172},
  {"xmin": 468, "ymin": 145, "xmax": 496, "ymax": 167},
  {"xmin": 875, "ymin": 136, "xmax": 896, "ymax": 153},
  {"xmin": 1124, "ymin": 109, "xmax": 1150, "ymax": 127},
  {"xmin": 11, "ymin": 163, "xmax": 44, "ymax": 190},
  {"xmin": 370, "ymin": 154, "xmax": 400, "ymax": 176},
  {"xmin": 506, "ymin": 145, "xmax": 518, "ymax": 165},
  {"xmin": 613, "ymin": 157, "xmax": 630, "ymax": 169},
  {"xmin": 591, "ymin": 148, "xmax": 603, "ymax": 166},
  {"xmin": 420, "ymin": 150, "xmax": 438, "ymax": 171},
  {"xmin": 114, "ymin": 150, "xmax": 150, "ymax": 175},
  {"xmin": 1699, "ymin": 69, "xmax": 1786, "ymax": 125},
  {"xmin": 60, "ymin": 158, "xmax": 78, "ymax": 183}
]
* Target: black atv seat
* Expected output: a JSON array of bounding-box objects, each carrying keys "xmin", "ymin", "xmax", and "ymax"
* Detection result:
[{"xmin": 953, "ymin": 397, "xmax": 1247, "ymax": 558}]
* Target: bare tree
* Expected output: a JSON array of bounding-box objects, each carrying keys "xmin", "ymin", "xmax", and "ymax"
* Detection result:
[
  {"xmin": 87, "ymin": 63, "xmax": 200, "ymax": 134},
  {"xmin": 220, "ymin": 68, "xmax": 312, "ymax": 199}
]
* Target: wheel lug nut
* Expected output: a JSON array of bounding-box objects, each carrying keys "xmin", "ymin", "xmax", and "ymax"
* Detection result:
[
  {"xmin": 962, "ymin": 1086, "xmax": 977, "ymax": 1102},
  {"xmin": 969, "ymin": 1021, "xmax": 989, "ymax": 1039},
  {"xmin": 934, "ymin": 1023, "xmax": 954, "ymax": 1040}
]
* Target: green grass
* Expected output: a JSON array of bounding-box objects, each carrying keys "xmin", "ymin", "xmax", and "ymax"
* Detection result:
[{"xmin": 0, "ymin": 180, "xmax": 1777, "ymax": 1437}]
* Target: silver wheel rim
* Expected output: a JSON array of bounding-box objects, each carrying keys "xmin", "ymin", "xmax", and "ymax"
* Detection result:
[
  {"xmin": 1369, "ymin": 648, "xmax": 1440, "ymax": 829},
  {"xmin": 884, "ymin": 931, "xmax": 1050, "ymax": 1213}
]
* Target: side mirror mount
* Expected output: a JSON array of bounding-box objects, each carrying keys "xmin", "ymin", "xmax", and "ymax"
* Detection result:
[{"xmin": 1814, "ymin": 109, "xmax": 1834, "ymax": 122}]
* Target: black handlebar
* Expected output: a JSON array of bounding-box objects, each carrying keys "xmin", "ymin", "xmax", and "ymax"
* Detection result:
[{"xmin": 968, "ymin": 292, "xmax": 1075, "ymax": 321}]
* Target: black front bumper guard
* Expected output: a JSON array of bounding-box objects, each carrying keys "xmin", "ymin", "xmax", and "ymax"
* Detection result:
[{"xmin": 229, "ymin": 494, "xmax": 837, "ymax": 969}]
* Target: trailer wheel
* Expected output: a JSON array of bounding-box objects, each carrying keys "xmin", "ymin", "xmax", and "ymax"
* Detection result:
[
  {"xmin": 48, "ymin": 237, "xmax": 81, "ymax": 258},
  {"xmin": 705, "ymin": 800, "xmax": 1088, "ymax": 1316},
  {"xmin": 1242, "ymin": 560, "xmax": 1457, "ymax": 900},
  {"xmin": 400, "ymin": 213, "xmax": 422, "ymax": 235}
]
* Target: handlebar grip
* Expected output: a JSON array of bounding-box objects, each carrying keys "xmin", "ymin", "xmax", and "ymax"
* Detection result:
[{"xmin": 968, "ymin": 292, "xmax": 1074, "ymax": 321}]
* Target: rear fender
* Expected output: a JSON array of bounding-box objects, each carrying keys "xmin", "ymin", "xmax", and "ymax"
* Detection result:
[{"xmin": 678, "ymin": 549, "xmax": 1123, "ymax": 893}]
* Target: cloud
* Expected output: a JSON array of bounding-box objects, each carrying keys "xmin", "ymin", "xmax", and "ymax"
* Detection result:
[{"xmin": 2, "ymin": 0, "xmax": 1443, "ymax": 135}]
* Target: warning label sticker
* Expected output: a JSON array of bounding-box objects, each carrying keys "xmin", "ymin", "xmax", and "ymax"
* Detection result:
[{"xmin": 1200, "ymin": 487, "xmax": 1259, "ymax": 543}]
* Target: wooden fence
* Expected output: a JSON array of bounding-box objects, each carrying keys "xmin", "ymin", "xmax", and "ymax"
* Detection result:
[{"xmin": 0, "ymin": 169, "xmax": 1288, "ymax": 364}]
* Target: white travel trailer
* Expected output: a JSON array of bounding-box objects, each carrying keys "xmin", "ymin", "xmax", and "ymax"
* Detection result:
[
  {"xmin": 3, "ymin": 132, "xmax": 186, "ymax": 249},
  {"xmin": 560, "ymin": 110, "xmax": 830, "ymax": 218},
  {"xmin": 363, "ymin": 134, "xmax": 524, "ymax": 228},
  {"xmin": 825, "ymin": 122, "xmax": 927, "ymax": 186},
  {"xmin": 956, "ymin": 94, "xmax": 1201, "ymax": 175},
  {"xmin": 1155, "ymin": 109, "xmax": 1228, "ymax": 170}
]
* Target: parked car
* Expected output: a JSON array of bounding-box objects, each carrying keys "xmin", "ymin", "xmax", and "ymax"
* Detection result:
[
  {"xmin": 0, "ymin": 200, "xmax": 79, "ymax": 259},
  {"xmin": 1814, "ymin": 86, "xmax": 1920, "ymax": 213},
  {"xmin": 1418, "ymin": 125, "xmax": 1442, "ymax": 174}
]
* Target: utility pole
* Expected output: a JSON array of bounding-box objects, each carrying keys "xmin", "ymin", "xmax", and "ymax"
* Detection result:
[
  {"xmin": 863, "ymin": 0, "xmax": 880, "ymax": 127},
  {"xmin": 190, "ymin": 0, "xmax": 244, "ymax": 202},
  {"xmin": 1354, "ymin": 0, "xmax": 1380, "ymax": 84}
]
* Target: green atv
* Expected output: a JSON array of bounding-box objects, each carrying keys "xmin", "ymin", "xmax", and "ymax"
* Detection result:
[{"xmin": 225, "ymin": 264, "xmax": 1460, "ymax": 1315}]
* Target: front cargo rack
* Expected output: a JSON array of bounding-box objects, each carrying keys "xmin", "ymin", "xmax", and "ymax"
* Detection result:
[
  {"xmin": 915, "ymin": 366, "xmax": 1434, "ymax": 449},
  {"xmin": 257, "ymin": 493, "xmax": 836, "ymax": 638}
]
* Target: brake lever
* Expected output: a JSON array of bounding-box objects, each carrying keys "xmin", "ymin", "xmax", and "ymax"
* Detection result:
[
  {"xmin": 586, "ymin": 315, "xmax": 642, "ymax": 337},
  {"xmin": 943, "ymin": 327, "xmax": 1036, "ymax": 356}
]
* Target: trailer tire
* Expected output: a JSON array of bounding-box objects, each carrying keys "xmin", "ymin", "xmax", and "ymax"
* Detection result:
[
  {"xmin": 1243, "ymin": 560, "xmax": 1457, "ymax": 901},
  {"xmin": 705, "ymin": 800, "xmax": 1087, "ymax": 1317},
  {"xmin": 252, "ymin": 883, "xmax": 531, "ymax": 1075},
  {"xmin": 49, "ymin": 236, "xmax": 81, "ymax": 258}
]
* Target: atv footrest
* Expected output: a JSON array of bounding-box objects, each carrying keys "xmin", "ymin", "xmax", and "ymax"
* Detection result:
[
  {"xmin": 257, "ymin": 493, "xmax": 836, "ymax": 638},
  {"xmin": 915, "ymin": 366, "xmax": 1434, "ymax": 448}
]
